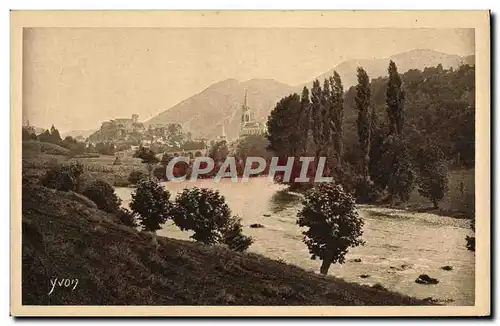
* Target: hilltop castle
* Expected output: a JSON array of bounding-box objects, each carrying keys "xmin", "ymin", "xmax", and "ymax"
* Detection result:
[{"xmin": 239, "ymin": 91, "xmax": 266, "ymax": 138}]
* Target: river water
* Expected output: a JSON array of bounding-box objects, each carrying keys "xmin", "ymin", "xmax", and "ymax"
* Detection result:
[{"xmin": 115, "ymin": 177, "xmax": 475, "ymax": 305}]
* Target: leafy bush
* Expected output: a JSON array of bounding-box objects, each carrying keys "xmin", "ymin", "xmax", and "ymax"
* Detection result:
[
  {"xmin": 466, "ymin": 218, "xmax": 475, "ymax": 252},
  {"xmin": 115, "ymin": 207, "xmax": 138, "ymax": 228},
  {"xmin": 171, "ymin": 187, "xmax": 253, "ymax": 251},
  {"xmin": 82, "ymin": 180, "xmax": 122, "ymax": 213},
  {"xmin": 41, "ymin": 161, "xmax": 84, "ymax": 192},
  {"xmin": 133, "ymin": 146, "xmax": 159, "ymax": 164},
  {"xmin": 153, "ymin": 165, "xmax": 166, "ymax": 181},
  {"xmin": 221, "ymin": 217, "xmax": 254, "ymax": 252},
  {"xmin": 297, "ymin": 183, "xmax": 364, "ymax": 274},
  {"xmin": 130, "ymin": 177, "xmax": 172, "ymax": 233},
  {"xmin": 128, "ymin": 170, "xmax": 147, "ymax": 185}
]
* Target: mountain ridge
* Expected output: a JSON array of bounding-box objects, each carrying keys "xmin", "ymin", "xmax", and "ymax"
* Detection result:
[{"xmin": 143, "ymin": 49, "xmax": 475, "ymax": 140}]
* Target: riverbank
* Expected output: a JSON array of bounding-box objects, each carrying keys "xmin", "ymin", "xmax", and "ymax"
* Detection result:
[
  {"xmin": 115, "ymin": 177, "xmax": 475, "ymax": 305},
  {"xmin": 22, "ymin": 182, "xmax": 429, "ymax": 305}
]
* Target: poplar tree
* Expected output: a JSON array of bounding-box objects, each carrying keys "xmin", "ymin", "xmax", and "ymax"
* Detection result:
[
  {"xmin": 386, "ymin": 60, "xmax": 405, "ymax": 136},
  {"xmin": 355, "ymin": 67, "xmax": 372, "ymax": 184}
]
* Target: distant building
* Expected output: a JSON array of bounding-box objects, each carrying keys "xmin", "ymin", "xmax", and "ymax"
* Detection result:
[
  {"xmin": 239, "ymin": 91, "xmax": 266, "ymax": 138},
  {"xmin": 214, "ymin": 124, "xmax": 227, "ymax": 143}
]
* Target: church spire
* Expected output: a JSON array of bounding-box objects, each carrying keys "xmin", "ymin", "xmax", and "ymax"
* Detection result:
[{"xmin": 244, "ymin": 89, "xmax": 248, "ymax": 107}]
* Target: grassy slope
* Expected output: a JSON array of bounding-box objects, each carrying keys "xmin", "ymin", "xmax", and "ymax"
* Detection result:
[{"xmin": 22, "ymin": 183, "xmax": 429, "ymax": 306}]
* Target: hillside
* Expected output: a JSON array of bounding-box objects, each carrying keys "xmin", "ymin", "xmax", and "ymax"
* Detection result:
[
  {"xmin": 147, "ymin": 49, "xmax": 473, "ymax": 139},
  {"xmin": 303, "ymin": 49, "xmax": 472, "ymax": 90},
  {"xmin": 22, "ymin": 182, "xmax": 429, "ymax": 306},
  {"xmin": 146, "ymin": 79, "xmax": 294, "ymax": 140}
]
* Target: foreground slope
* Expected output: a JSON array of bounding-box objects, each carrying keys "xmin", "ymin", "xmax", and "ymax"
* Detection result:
[{"xmin": 22, "ymin": 183, "xmax": 429, "ymax": 306}]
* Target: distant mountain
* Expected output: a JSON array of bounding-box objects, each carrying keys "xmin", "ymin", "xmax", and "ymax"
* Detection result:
[
  {"xmin": 61, "ymin": 129, "xmax": 97, "ymax": 140},
  {"xmin": 147, "ymin": 49, "xmax": 474, "ymax": 139},
  {"xmin": 302, "ymin": 49, "xmax": 474, "ymax": 89},
  {"xmin": 146, "ymin": 78, "xmax": 295, "ymax": 140}
]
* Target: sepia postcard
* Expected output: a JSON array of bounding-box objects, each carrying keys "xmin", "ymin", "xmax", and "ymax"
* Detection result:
[{"xmin": 11, "ymin": 10, "xmax": 490, "ymax": 317}]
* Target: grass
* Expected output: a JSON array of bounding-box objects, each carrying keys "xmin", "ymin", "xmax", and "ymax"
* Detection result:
[
  {"xmin": 23, "ymin": 140, "xmax": 70, "ymax": 156},
  {"xmin": 22, "ymin": 148, "xmax": 149, "ymax": 188},
  {"xmin": 405, "ymin": 168, "xmax": 475, "ymax": 218},
  {"xmin": 22, "ymin": 183, "xmax": 430, "ymax": 306}
]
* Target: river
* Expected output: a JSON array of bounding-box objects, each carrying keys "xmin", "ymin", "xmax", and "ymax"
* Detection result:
[{"xmin": 115, "ymin": 177, "xmax": 475, "ymax": 305}]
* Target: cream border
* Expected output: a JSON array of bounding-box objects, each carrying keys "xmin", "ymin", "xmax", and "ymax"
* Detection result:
[{"xmin": 10, "ymin": 10, "xmax": 490, "ymax": 317}]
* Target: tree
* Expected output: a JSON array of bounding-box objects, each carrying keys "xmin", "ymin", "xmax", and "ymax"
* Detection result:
[
  {"xmin": 128, "ymin": 170, "xmax": 147, "ymax": 185},
  {"xmin": 221, "ymin": 216, "xmax": 254, "ymax": 252},
  {"xmin": 330, "ymin": 71, "xmax": 344, "ymax": 174},
  {"xmin": 355, "ymin": 67, "xmax": 372, "ymax": 185},
  {"xmin": 82, "ymin": 180, "xmax": 122, "ymax": 213},
  {"xmin": 22, "ymin": 126, "xmax": 37, "ymax": 141},
  {"xmin": 171, "ymin": 187, "xmax": 253, "ymax": 250},
  {"xmin": 297, "ymin": 183, "xmax": 364, "ymax": 275},
  {"xmin": 298, "ymin": 86, "xmax": 312, "ymax": 155},
  {"xmin": 235, "ymin": 134, "xmax": 272, "ymax": 163},
  {"xmin": 41, "ymin": 161, "xmax": 84, "ymax": 192},
  {"xmin": 115, "ymin": 207, "xmax": 137, "ymax": 228},
  {"xmin": 208, "ymin": 140, "xmax": 229, "ymax": 164},
  {"xmin": 415, "ymin": 141, "xmax": 449, "ymax": 209},
  {"xmin": 267, "ymin": 93, "xmax": 302, "ymax": 158},
  {"xmin": 386, "ymin": 60, "xmax": 405, "ymax": 136},
  {"xmin": 384, "ymin": 136, "xmax": 416, "ymax": 204},
  {"xmin": 130, "ymin": 177, "xmax": 172, "ymax": 235},
  {"xmin": 310, "ymin": 80, "xmax": 324, "ymax": 159},
  {"xmin": 49, "ymin": 125, "xmax": 62, "ymax": 144},
  {"xmin": 133, "ymin": 146, "xmax": 160, "ymax": 174}
]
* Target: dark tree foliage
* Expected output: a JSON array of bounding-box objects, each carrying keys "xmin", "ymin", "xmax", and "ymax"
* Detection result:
[
  {"xmin": 41, "ymin": 161, "xmax": 84, "ymax": 192},
  {"xmin": 297, "ymin": 183, "xmax": 364, "ymax": 275},
  {"xmin": 415, "ymin": 141, "xmax": 449, "ymax": 208},
  {"xmin": 330, "ymin": 71, "xmax": 345, "ymax": 173},
  {"xmin": 221, "ymin": 216, "xmax": 254, "ymax": 252},
  {"xmin": 153, "ymin": 165, "xmax": 167, "ymax": 181},
  {"xmin": 466, "ymin": 218, "xmax": 475, "ymax": 252},
  {"xmin": 128, "ymin": 170, "xmax": 147, "ymax": 185},
  {"xmin": 22, "ymin": 126, "xmax": 37, "ymax": 141},
  {"xmin": 133, "ymin": 146, "xmax": 160, "ymax": 165},
  {"xmin": 386, "ymin": 60, "xmax": 405, "ymax": 136},
  {"xmin": 267, "ymin": 93, "xmax": 302, "ymax": 157},
  {"xmin": 82, "ymin": 180, "xmax": 122, "ymax": 213},
  {"xmin": 355, "ymin": 67, "xmax": 372, "ymax": 184},
  {"xmin": 310, "ymin": 80, "xmax": 324, "ymax": 158},
  {"xmin": 344, "ymin": 64, "xmax": 474, "ymax": 168},
  {"xmin": 171, "ymin": 187, "xmax": 253, "ymax": 251},
  {"xmin": 299, "ymin": 86, "xmax": 312, "ymax": 155},
  {"xmin": 208, "ymin": 140, "xmax": 229, "ymax": 164},
  {"xmin": 130, "ymin": 177, "xmax": 172, "ymax": 233},
  {"xmin": 115, "ymin": 207, "xmax": 138, "ymax": 228},
  {"xmin": 384, "ymin": 136, "xmax": 416, "ymax": 204}
]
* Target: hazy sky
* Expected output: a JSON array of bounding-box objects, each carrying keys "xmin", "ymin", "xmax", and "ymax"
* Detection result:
[{"xmin": 23, "ymin": 28, "xmax": 474, "ymax": 133}]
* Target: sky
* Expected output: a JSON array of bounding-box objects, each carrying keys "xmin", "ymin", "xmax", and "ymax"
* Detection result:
[{"xmin": 22, "ymin": 28, "xmax": 474, "ymax": 133}]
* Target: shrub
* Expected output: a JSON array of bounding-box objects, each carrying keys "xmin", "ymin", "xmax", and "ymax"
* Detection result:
[
  {"xmin": 41, "ymin": 161, "xmax": 84, "ymax": 192},
  {"xmin": 153, "ymin": 165, "xmax": 166, "ymax": 181},
  {"xmin": 171, "ymin": 187, "xmax": 252, "ymax": 251},
  {"xmin": 222, "ymin": 217, "xmax": 253, "ymax": 252},
  {"xmin": 115, "ymin": 207, "xmax": 138, "ymax": 228},
  {"xmin": 130, "ymin": 177, "xmax": 172, "ymax": 233},
  {"xmin": 466, "ymin": 218, "xmax": 475, "ymax": 252},
  {"xmin": 128, "ymin": 170, "xmax": 147, "ymax": 185},
  {"xmin": 82, "ymin": 180, "xmax": 122, "ymax": 213},
  {"xmin": 297, "ymin": 183, "xmax": 365, "ymax": 275}
]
